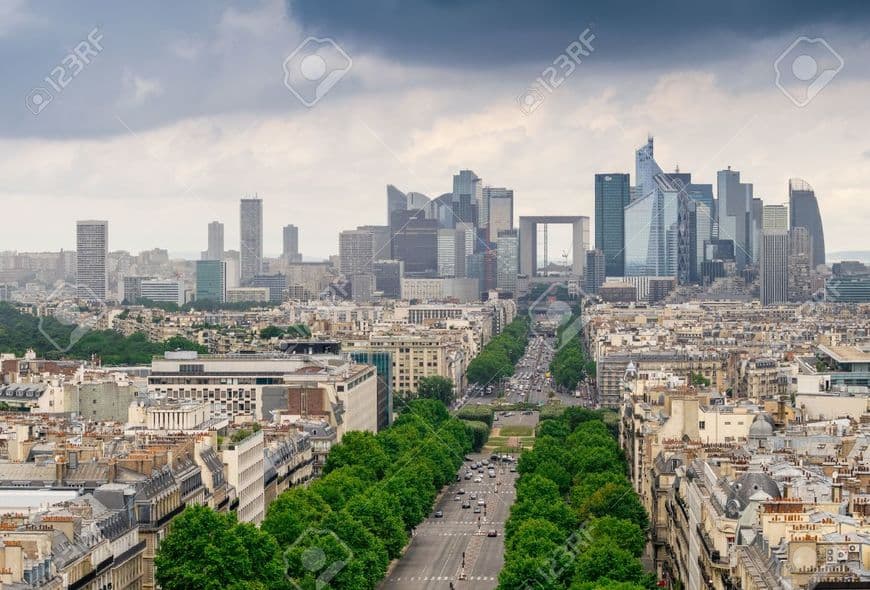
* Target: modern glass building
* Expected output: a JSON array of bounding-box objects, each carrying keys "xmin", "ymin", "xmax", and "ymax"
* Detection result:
[
  {"xmin": 826, "ymin": 275, "xmax": 870, "ymax": 302},
  {"xmin": 789, "ymin": 178, "xmax": 825, "ymax": 269},
  {"xmin": 594, "ymin": 173, "xmax": 630, "ymax": 276},
  {"xmin": 634, "ymin": 137, "xmax": 663, "ymax": 200},
  {"xmin": 196, "ymin": 260, "xmax": 227, "ymax": 303},
  {"xmin": 717, "ymin": 168, "xmax": 754, "ymax": 270},
  {"xmin": 623, "ymin": 181, "xmax": 681, "ymax": 277}
]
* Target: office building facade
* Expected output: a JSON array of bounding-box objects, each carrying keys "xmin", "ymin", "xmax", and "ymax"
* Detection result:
[
  {"xmin": 339, "ymin": 229, "xmax": 375, "ymax": 277},
  {"xmin": 282, "ymin": 224, "xmax": 301, "ymax": 262},
  {"xmin": 206, "ymin": 221, "xmax": 224, "ymax": 260},
  {"xmin": 717, "ymin": 168, "xmax": 754, "ymax": 270},
  {"xmin": 496, "ymin": 229, "xmax": 519, "ymax": 294},
  {"xmin": 240, "ymin": 197, "xmax": 263, "ymax": 284},
  {"xmin": 594, "ymin": 173, "xmax": 630, "ymax": 276},
  {"xmin": 76, "ymin": 220, "xmax": 108, "ymax": 300},
  {"xmin": 483, "ymin": 187, "xmax": 514, "ymax": 242},
  {"xmin": 760, "ymin": 231, "xmax": 789, "ymax": 306},
  {"xmin": 789, "ymin": 178, "xmax": 825, "ymax": 269},
  {"xmin": 196, "ymin": 260, "xmax": 227, "ymax": 303},
  {"xmin": 585, "ymin": 249, "xmax": 606, "ymax": 295},
  {"xmin": 140, "ymin": 279, "xmax": 185, "ymax": 306}
]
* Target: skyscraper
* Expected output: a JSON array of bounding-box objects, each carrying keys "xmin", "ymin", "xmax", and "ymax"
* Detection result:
[
  {"xmin": 623, "ymin": 178, "xmax": 682, "ymax": 278},
  {"xmin": 762, "ymin": 205, "xmax": 789, "ymax": 232},
  {"xmin": 788, "ymin": 226, "xmax": 812, "ymax": 302},
  {"xmin": 282, "ymin": 224, "xmax": 301, "ymax": 262},
  {"xmin": 452, "ymin": 170, "xmax": 482, "ymax": 228},
  {"xmin": 789, "ymin": 178, "xmax": 825, "ymax": 269},
  {"xmin": 240, "ymin": 197, "xmax": 263, "ymax": 284},
  {"xmin": 760, "ymin": 230, "xmax": 789, "ymax": 306},
  {"xmin": 357, "ymin": 225, "xmax": 391, "ymax": 261},
  {"xmin": 634, "ymin": 137, "xmax": 663, "ymax": 200},
  {"xmin": 496, "ymin": 229, "xmax": 519, "ymax": 294},
  {"xmin": 387, "ymin": 184, "xmax": 407, "ymax": 223},
  {"xmin": 483, "ymin": 187, "xmax": 514, "ymax": 242},
  {"xmin": 585, "ymin": 249, "xmax": 605, "ymax": 294},
  {"xmin": 196, "ymin": 260, "xmax": 227, "ymax": 303},
  {"xmin": 437, "ymin": 229, "xmax": 467, "ymax": 278},
  {"xmin": 717, "ymin": 167, "xmax": 754, "ymax": 269},
  {"xmin": 205, "ymin": 221, "xmax": 224, "ymax": 261},
  {"xmin": 594, "ymin": 173, "xmax": 630, "ymax": 276},
  {"xmin": 76, "ymin": 220, "xmax": 108, "ymax": 300},
  {"xmin": 339, "ymin": 229, "xmax": 375, "ymax": 277},
  {"xmin": 390, "ymin": 209, "xmax": 438, "ymax": 276}
]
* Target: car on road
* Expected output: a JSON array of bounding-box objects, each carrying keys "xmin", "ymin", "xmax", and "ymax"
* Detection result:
[
  {"xmin": 454, "ymin": 495, "xmax": 461, "ymax": 501},
  {"xmin": 510, "ymin": 466, "xmax": 517, "ymax": 472},
  {"xmin": 464, "ymin": 472, "xmax": 472, "ymax": 480},
  {"xmin": 473, "ymin": 506, "xmax": 481, "ymax": 513},
  {"xmin": 458, "ymin": 488, "xmax": 465, "ymax": 495},
  {"xmin": 488, "ymin": 471, "xmax": 496, "ymax": 478},
  {"xmin": 474, "ymin": 476, "xmax": 482, "ymax": 483},
  {"xmin": 469, "ymin": 493, "xmax": 476, "ymax": 500},
  {"xmin": 462, "ymin": 501, "xmax": 471, "ymax": 509},
  {"xmin": 487, "ymin": 530, "xmax": 498, "ymax": 537},
  {"xmin": 434, "ymin": 510, "xmax": 443, "ymax": 518},
  {"xmin": 477, "ymin": 499, "xmax": 486, "ymax": 506}
]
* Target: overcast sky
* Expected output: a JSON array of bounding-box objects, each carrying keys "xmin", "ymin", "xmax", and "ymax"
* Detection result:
[{"xmin": 2, "ymin": 0, "xmax": 869, "ymax": 259}]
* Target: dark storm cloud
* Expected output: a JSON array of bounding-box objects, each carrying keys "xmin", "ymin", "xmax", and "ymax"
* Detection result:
[{"xmin": 289, "ymin": 0, "xmax": 870, "ymax": 66}]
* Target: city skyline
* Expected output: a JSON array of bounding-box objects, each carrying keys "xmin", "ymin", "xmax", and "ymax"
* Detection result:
[{"xmin": 2, "ymin": 1, "xmax": 870, "ymax": 258}]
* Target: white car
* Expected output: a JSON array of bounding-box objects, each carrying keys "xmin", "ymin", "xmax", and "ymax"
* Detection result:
[{"xmin": 474, "ymin": 476, "xmax": 482, "ymax": 483}]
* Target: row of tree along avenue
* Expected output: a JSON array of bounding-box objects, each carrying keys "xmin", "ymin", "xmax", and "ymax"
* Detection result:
[
  {"xmin": 498, "ymin": 407, "xmax": 653, "ymax": 590},
  {"xmin": 155, "ymin": 399, "xmax": 474, "ymax": 590},
  {"xmin": 466, "ymin": 318, "xmax": 530, "ymax": 386},
  {"xmin": 549, "ymin": 306, "xmax": 596, "ymax": 391}
]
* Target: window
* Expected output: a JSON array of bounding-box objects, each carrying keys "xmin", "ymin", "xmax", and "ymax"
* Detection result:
[{"xmin": 699, "ymin": 421, "xmax": 706, "ymax": 429}]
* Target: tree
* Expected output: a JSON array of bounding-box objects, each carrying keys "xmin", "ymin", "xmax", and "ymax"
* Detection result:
[
  {"xmin": 573, "ymin": 542, "xmax": 648, "ymax": 586},
  {"xmin": 416, "ymin": 375, "xmax": 454, "ymax": 405},
  {"xmin": 463, "ymin": 420, "xmax": 490, "ymax": 451},
  {"xmin": 588, "ymin": 516, "xmax": 646, "ymax": 558},
  {"xmin": 155, "ymin": 505, "xmax": 287, "ymax": 590},
  {"xmin": 345, "ymin": 490, "xmax": 408, "ymax": 558},
  {"xmin": 323, "ymin": 431, "xmax": 390, "ymax": 479},
  {"xmin": 574, "ymin": 480, "xmax": 649, "ymax": 531},
  {"xmin": 394, "ymin": 398, "xmax": 450, "ymax": 429},
  {"xmin": 310, "ymin": 466, "xmax": 374, "ymax": 511},
  {"xmin": 262, "ymin": 487, "xmax": 330, "ymax": 547}
]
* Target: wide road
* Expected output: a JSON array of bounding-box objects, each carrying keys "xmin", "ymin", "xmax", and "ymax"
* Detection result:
[{"xmin": 379, "ymin": 412, "xmax": 538, "ymax": 590}]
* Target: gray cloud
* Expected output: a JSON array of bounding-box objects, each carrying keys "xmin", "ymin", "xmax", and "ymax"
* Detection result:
[{"xmin": 289, "ymin": 0, "xmax": 870, "ymax": 66}]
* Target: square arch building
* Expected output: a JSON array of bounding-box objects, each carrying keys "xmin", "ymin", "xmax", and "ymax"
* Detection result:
[{"xmin": 519, "ymin": 216, "xmax": 590, "ymax": 277}]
